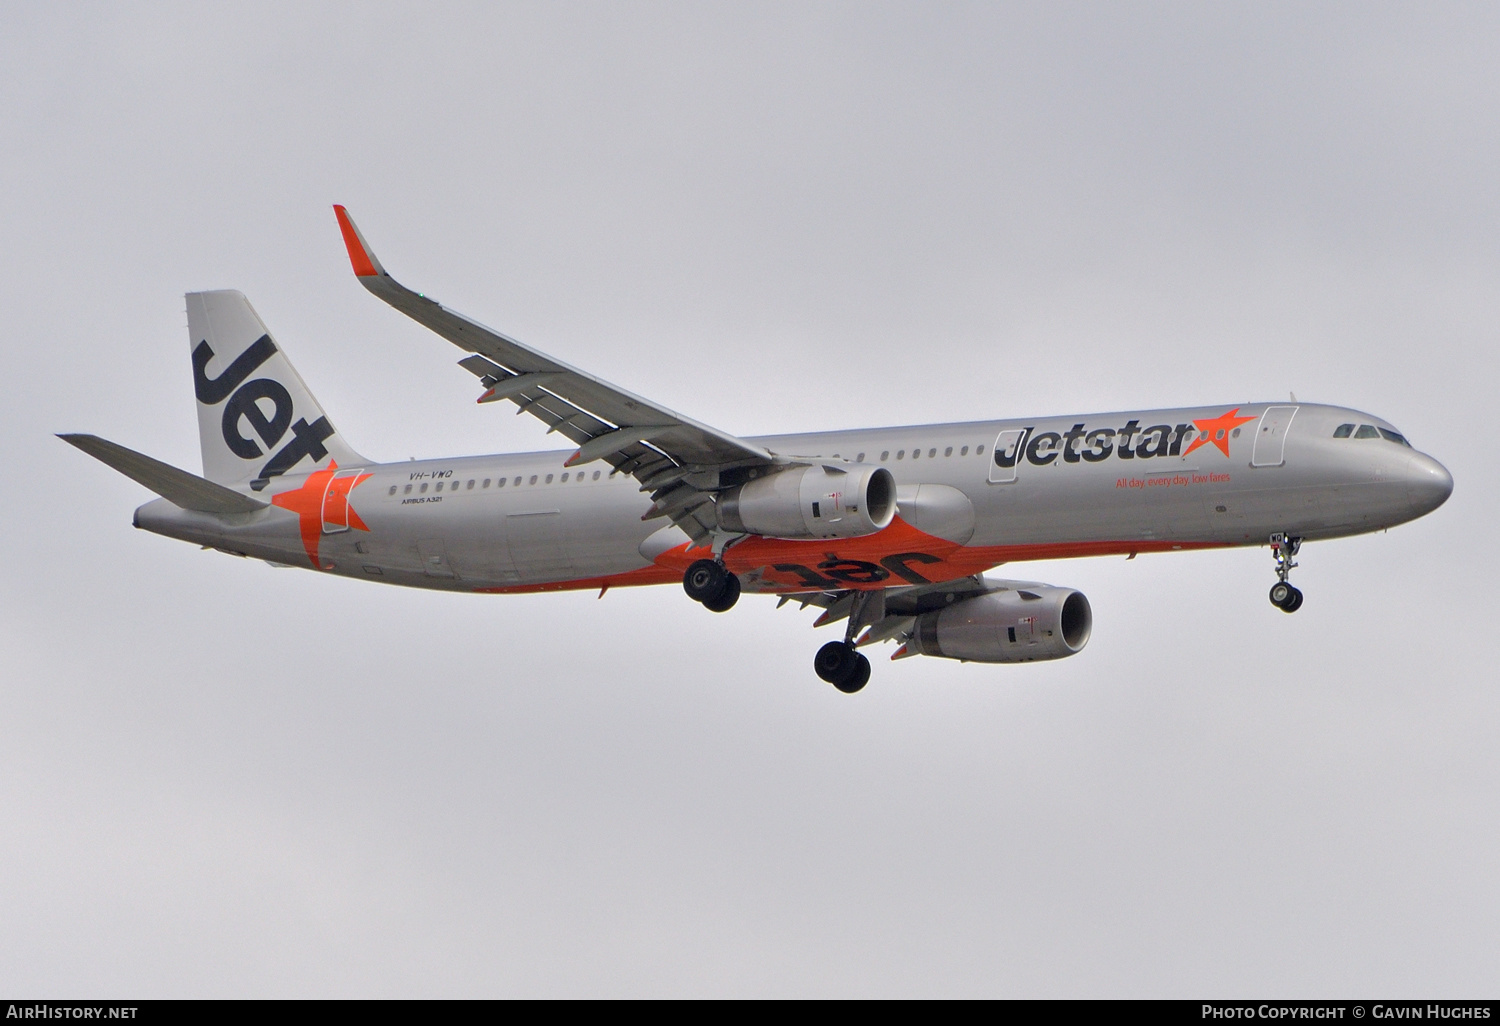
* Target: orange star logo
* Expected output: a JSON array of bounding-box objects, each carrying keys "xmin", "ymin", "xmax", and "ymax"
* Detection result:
[
  {"xmin": 1182, "ymin": 408, "xmax": 1257, "ymax": 458},
  {"xmin": 270, "ymin": 461, "xmax": 372, "ymax": 569}
]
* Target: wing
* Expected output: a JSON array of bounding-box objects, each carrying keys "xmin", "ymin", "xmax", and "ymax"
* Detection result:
[{"xmin": 333, "ymin": 206, "xmax": 777, "ymax": 545}]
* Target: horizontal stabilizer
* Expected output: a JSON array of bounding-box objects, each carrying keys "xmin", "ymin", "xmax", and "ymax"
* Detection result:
[{"xmin": 58, "ymin": 434, "xmax": 268, "ymax": 514}]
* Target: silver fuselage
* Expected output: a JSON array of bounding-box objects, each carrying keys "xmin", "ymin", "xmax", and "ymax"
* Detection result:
[{"xmin": 136, "ymin": 401, "xmax": 1453, "ymax": 594}]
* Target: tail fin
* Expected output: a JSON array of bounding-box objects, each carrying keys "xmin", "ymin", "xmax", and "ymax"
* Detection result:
[{"xmin": 187, "ymin": 290, "xmax": 366, "ymax": 490}]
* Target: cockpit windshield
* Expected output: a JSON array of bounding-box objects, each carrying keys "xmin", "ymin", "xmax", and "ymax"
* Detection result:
[{"xmin": 1333, "ymin": 423, "xmax": 1412, "ymax": 446}]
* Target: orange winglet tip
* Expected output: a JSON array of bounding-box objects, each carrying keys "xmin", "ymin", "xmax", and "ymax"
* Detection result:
[
  {"xmin": 563, "ymin": 450, "xmax": 582, "ymax": 468},
  {"xmin": 333, "ymin": 204, "xmax": 384, "ymax": 278},
  {"xmin": 891, "ymin": 644, "xmax": 909, "ymax": 660}
]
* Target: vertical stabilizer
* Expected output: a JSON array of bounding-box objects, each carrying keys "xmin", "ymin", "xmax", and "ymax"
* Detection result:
[{"xmin": 187, "ymin": 290, "xmax": 366, "ymax": 489}]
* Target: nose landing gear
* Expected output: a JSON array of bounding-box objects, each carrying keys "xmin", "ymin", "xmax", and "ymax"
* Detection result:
[
  {"xmin": 1268, "ymin": 533, "xmax": 1304, "ymax": 612},
  {"xmin": 683, "ymin": 558, "xmax": 740, "ymax": 612}
]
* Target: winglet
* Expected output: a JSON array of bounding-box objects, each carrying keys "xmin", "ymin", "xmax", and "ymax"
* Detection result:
[{"xmin": 333, "ymin": 204, "xmax": 387, "ymax": 278}]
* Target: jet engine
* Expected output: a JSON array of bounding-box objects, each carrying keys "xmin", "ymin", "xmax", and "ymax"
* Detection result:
[
  {"xmin": 716, "ymin": 464, "xmax": 896, "ymax": 540},
  {"xmin": 904, "ymin": 586, "xmax": 1092, "ymax": 663}
]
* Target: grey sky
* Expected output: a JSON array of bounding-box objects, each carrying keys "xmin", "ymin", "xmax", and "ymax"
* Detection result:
[{"xmin": 1, "ymin": 2, "xmax": 1496, "ymax": 996}]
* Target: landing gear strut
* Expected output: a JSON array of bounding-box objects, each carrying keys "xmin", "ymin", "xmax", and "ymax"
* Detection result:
[
  {"xmin": 683, "ymin": 558, "xmax": 740, "ymax": 612},
  {"xmin": 1268, "ymin": 533, "xmax": 1304, "ymax": 613}
]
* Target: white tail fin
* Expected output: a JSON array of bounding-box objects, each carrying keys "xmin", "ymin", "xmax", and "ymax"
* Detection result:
[{"xmin": 187, "ymin": 290, "xmax": 366, "ymax": 490}]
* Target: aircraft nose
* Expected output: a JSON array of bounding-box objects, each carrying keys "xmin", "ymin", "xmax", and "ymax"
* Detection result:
[{"xmin": 1404, "ymin": 452, "xmax": 1453, "ymax": 515}]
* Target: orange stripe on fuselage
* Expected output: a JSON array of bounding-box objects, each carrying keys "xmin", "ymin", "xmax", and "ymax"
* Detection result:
[{"xmin": 470, "ymin": 519, "xmax": 1231, "ymax": 596}]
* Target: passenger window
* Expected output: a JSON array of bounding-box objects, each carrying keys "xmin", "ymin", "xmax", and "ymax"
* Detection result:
[
  {"xmin": 529, "ymin": 475, "xmax": 537, "ymax": 485},
  {"xmin": 482, "ymin": 478, "xmax": 490, "ymax": 488},
  {"xmin": 545, "ymin": 474, "xmax": 554, "ymax": 484},
  {"xmin": 961, "ymin": 446, "xmax": 969, "ymax": 456},
  {"xmin": 593, "ymin": 471, "xmax": 601, "ymax": 480},
  {"xmin": 896, "ymin": 450, "xmax": 905, "ymax": 460},
  {"xmin": 856, "ymin": 452, "xmax": 865, "ymax": 462},
  {"xmin": 1333, "ymin": 424, "xmax": 1354, "ymax": 438},
  {"xmin": 944, "ymin": 447, "xmax": 952, "ymax": 457},
  {"xmin": 1355, "ymin": 425, "xmax": 1380, "ymax": 439},
  {"xmin": 496, "ymin": 478, "xmax": 505, "ymax": 487},
  {"xmin": 420, "ymin": 483, "xmax": 428, "ymax": 493},
  {"xmin": 912, "ymin": 448, "xmax": 920, "ymax": 460},
  {"xmin": 880, "ymin": 451, "xmax": 890, "ymax": 461},
  {"xmin": 929, "ymin": 448, "xmax": 936, "ymax": 458},
  {"xmin": 561, "ymin": 472, "xmax": 569, "ymax": 482},
  {"xmin": 404, "ymin": 484, "xmax": 412, "ymax": 495},
  {"xmin": 976, "ymin": 445, "xmax": 985, "ymax": 455},
  {"xmin": 467, "ymin": 480, "xmax": 475, "ymax": 489},
  {"xmin": 388, "ymin": 485, "xmax": 397, "ymax": 496}
]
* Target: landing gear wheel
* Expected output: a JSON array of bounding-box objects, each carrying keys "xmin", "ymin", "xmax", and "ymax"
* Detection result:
[
  {"xmin": 1268, "ymin": 582, "xmax": 1303, "ymax": 612},
  {"xmin": 814, "ymin": 641, "xmax": 870, "ymax": 693},
  {"xmin": 702, "ymin": 572, "xmax": 741, "ymax": 612},
  {"xmin": 833, "ymin": 654, "xmax": 871, "ymax": 694},
  {"xmin": 683, "ymin": 559, "xmax": 729, "ymax": 603},
  {"xmin": 814, "ymin": 640, "xmax": 858, "ymax": 684}
]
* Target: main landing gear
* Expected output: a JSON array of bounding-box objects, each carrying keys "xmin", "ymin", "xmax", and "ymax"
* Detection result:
[
  {"xmin": 812, "ymin": 590, "xmax": 877, "ymax": 694},
  {"xmin": 1268, "ymin": 533, "xmax": 1304, "ymax": 613},
  {"xmin": 683, "ymin": 558, "xmax": 740, "ymax": 612}
]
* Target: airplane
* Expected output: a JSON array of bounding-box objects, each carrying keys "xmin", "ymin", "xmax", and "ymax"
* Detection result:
[{"xmin": 60, "ymin": 206, "xmax": 1454, "ymax": 694}]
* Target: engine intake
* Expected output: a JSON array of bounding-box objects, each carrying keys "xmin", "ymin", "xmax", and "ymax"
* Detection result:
[
  {"xmin": 717, "ymin": 464, "xmax": 896, "ymax": 540},
  {"xmin": 906, "ymin": 586, "xmax": 1092, "ymax": 663}
]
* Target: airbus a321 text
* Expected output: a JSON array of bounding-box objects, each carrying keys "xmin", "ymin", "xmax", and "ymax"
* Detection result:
[{"xmin": 62, "ymin": 207, "xmax": 1454, "ymax": 693}]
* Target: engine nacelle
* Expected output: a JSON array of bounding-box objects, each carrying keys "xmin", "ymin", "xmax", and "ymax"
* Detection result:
[
  {"xmin": 905, "ymin": 586, "xmax": 1092, "ymax": 663},
  {"xmin": 717, "ymin": 464, "xmax": 896, "ymax": 540}
]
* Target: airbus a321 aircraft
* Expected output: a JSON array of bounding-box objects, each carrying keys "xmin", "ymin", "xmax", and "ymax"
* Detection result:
[{"xmin": 61, "ymin": 207, "xmax": 1453, "ymax": 693}]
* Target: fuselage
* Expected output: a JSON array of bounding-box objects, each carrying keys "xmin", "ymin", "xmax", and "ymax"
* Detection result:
[{"xmin": 135, "ymin": 401, "xmax": 1453, "ymax": 595}]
